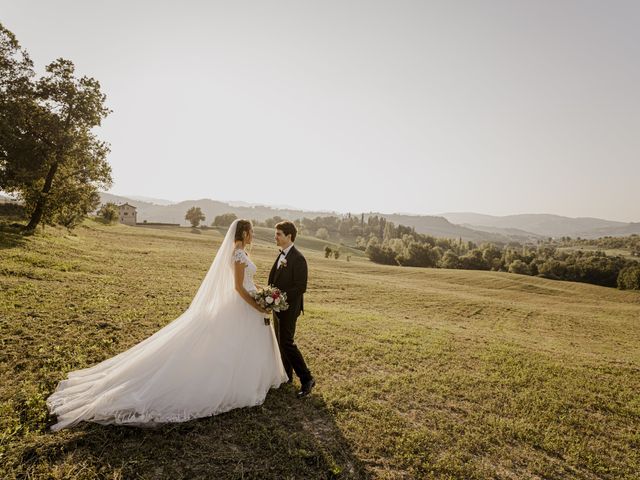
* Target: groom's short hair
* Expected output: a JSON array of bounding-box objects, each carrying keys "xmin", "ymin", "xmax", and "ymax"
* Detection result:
[{"xmin": 275, "ymin": 221, "xmax": 297, "ymax": 242}]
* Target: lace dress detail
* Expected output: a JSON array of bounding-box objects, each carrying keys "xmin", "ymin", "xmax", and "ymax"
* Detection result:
[
  {"xmin": 233, "ymin": 249, "xmax": 257, "ymax": 294},
  {"xmin": 233, "ymin": 248, "xmax": 249, "ymax": 265}
]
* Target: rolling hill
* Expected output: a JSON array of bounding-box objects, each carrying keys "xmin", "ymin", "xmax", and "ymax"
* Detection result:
[
  {"xmin": 441, "ymin": 212, "xmax": 640, "ymax": 239},
  {"xmin": 1, "ymin": 219, "xmax": 639, "ymax": 479},
  {"xmin": 99, "ymin": 192, "xmax": 639, "ymax": 243},
  {"xmin": 98, "ymin": 192, "xmax": 337, "ymax": 227}
]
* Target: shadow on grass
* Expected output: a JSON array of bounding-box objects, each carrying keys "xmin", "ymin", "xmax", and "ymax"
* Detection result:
[
  {"xmin": 25, "ymin": 386, "xmax": 370, "ymax": 479},
  {"xmin": 0, "ymin": 223, "xmax": 28, "ymax": 249}
]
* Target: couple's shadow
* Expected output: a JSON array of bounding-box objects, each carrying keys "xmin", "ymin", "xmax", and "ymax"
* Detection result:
[{"xmin": 42, "ymin": 385, "xmax": 370, "ymax": 479}]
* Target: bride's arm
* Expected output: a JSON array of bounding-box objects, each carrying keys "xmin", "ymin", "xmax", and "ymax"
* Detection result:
[{"xmin": 234, "ymin": 261, "xmax": 269, "ymax": 314}]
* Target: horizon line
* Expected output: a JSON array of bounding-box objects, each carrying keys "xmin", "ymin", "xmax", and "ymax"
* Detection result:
[{"xmin": 99, "ymin": 191, "xmax": 638, "ymax": 224}]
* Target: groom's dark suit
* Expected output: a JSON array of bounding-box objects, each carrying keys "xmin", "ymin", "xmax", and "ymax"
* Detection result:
[{"xmin": 268, "ymin": 245, "xmax": 312, "ymax": 384}]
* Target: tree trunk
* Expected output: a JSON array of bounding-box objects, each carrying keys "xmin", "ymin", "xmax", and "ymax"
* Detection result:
[
  {"xmin": 24, "ymin": 104, "xmax": 73, "ymax": 233},
  {"xmin": 24, "ymin": 161, "xmax": 59, "ymax": 232}
]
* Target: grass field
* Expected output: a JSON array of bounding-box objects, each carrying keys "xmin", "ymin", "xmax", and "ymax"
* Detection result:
[{"xmin": 1, "ymin": 219, "xmax": 639, "ymax": 479}]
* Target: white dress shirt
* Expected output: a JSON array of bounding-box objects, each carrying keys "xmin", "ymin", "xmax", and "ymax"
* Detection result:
[{"xmin": 277, "ymin": 243, "xmax": 294, "ymax": 268}]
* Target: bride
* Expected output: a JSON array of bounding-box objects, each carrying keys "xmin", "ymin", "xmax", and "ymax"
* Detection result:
[{"xmin": 46, "ymin": 219, "xmax": 289, "ymax": 431}]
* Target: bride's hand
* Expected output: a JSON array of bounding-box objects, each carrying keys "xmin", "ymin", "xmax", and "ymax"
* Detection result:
[{"xmin": 255, "ymin": 305, "xmax": 270, "ymax": 315}]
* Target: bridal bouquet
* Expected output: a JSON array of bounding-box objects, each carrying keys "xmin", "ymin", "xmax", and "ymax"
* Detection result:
[{"xmin": 252, "ymin": 286, "xmax": 289, "ymax": 325}]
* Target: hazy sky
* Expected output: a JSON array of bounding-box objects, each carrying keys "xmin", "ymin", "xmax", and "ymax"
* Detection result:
[{"xmin": 2, "ymin": 1, "xmax": 639, "ymax": 221}]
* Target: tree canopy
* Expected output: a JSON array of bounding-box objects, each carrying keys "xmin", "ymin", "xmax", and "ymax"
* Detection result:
[{"xmin": 0, "ymin": 23, "xmax": 112, "ymax": 232}]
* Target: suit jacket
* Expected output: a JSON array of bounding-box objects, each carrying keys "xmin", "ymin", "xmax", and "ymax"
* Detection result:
[{"xmin": 268, "ymin": 245, "xmax": 307, "ymax": 319}]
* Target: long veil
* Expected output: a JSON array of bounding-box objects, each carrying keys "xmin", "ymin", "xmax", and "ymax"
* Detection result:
[
  {"xmin": 46, "ymin": 219, "xmax": 246, "ymax": 429},
  {"xmin": 188, "ymin": 218, "xmax": 241, "ymax": 315}
]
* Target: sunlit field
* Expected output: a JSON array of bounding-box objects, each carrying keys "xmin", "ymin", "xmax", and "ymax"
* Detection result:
[{"xmin": 1, "ymin": 220, "xmax": 639, "ymax": 479}]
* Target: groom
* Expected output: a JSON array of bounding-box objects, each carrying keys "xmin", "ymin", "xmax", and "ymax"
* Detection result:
[{"xmin": 268, "ymin": 221, "xmax": 316, "ymax": 398}]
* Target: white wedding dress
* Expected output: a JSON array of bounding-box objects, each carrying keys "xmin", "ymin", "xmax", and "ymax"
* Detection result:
[{"xmin": 46, "ymin": 220, "xmax": 288, "ymax": 431}]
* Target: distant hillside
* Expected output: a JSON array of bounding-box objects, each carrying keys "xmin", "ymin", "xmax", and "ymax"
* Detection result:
[
  {"xmin": 124, "ymin": 195, "xmax": 176, "ymax": 205},
  {"xmin": 99, "ymin": 192, "xmax": 337, "ymax": 226},
  {"xmin": 365, "ymin": 213, "xmax": 527, "ymax": 244},
  {"xmin": 98, "ymin": 193, "xmax": 638, "ymax": 243},
  {"xmin": 577, "ymin": 222, "xmax": 640, "ymax": 239},
  {"xmin": 99, "ymin": 193, "xmax": 526, "ymax": 244},
  {"xmin": 441, "ymin": 212, "xmax": 637, "ymax": 239},
  {"xmin": 459, "ymin": 223, "xmax": 544, "ymax": 243}
]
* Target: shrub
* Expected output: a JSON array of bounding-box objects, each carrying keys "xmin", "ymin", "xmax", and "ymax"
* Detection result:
[
  {"xmin": 365, "ymin": 243, "xmax": 397, "ymax": 265},
  {"xmin": 397, "ymin": 242, "xmax": 439, "ymax": 267},
  {"xmin": 618, "ymin": 265, "xmax": 640, "ymax": 290},
  {"xmin": 97, "ymin": 202, "xmax": 119, "ymax": 223},
  {"xmin": 316, "ymin": 228, "xmax": 330, "ymax": 240},
  {"xmin": 508, "ymin": 259, "xmax": 530, "ymax": 275},
  {"xmin": 539, "ymin": 259, "xmax": 567, "ymax": 279},
  {"xmin": 458, "ymin": 249, "xmax": 489, "ymax": 270},
  {"xmin": 439, "ymin": 250, "xmax": 459, "ymax": 269}
]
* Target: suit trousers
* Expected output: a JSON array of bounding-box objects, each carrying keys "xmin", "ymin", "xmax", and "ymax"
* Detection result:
[{"xmin": 273, "ymin": 311, "xmax": 312, "ymax": 384}]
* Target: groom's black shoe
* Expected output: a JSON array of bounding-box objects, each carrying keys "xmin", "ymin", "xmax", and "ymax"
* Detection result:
[{"xmin": 297, "ymin": 377, "xmax": 315, "ymax": 398}]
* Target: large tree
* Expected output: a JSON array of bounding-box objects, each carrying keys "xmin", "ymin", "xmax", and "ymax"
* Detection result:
[
  {"xmin": 186, "ymin": 206, "xmax": 205, "ymax": 227},
  {"xmin": 212, "ymin": 212, "xmax": 237, "ymax": 227},
  {"xmin": 0, "ymin": 23, "xmax": 112, "ymax": 233},
  {"xmin": 0, "ymin": 23, "xmax": 36, "ymax": 202}
]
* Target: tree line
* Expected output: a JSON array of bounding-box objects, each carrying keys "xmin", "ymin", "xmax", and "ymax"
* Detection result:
[
  {"xmin": 362, "ymin": 223, "xmax": 640, "ymax": 291},
  {"xmin": 207, "ymin": 212, "xmax": 640, "ymax": 290},
  {"xmin": 552, "ymin": 235, "xmax": 640, "ymax": 257}
]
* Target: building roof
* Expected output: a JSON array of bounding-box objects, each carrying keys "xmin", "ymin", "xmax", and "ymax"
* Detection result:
[{"xmin": 118, "ymin": 202, "xmax": 137, "ymax": 210}]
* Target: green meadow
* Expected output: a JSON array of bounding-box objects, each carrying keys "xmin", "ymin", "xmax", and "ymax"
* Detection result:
[{"xmin": 1, "ymin": 220, "xmax": 639, "ymax": 479}]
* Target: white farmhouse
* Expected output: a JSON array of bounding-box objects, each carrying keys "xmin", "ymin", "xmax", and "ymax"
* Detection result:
[{"xmin": 118, "ymin": 203, "xmax": 137, "ymax": 226}]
